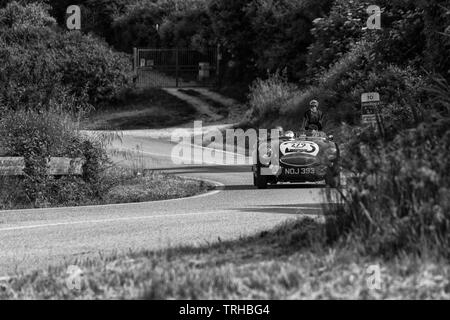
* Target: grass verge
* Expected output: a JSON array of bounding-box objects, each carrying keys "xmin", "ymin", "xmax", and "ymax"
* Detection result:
[
  {"xmin": 83, "ymin": 88, "xmax": 197, "ymax": 130},
  {"xmin": 0, "ymin": 169, "xmax": 213, "ymax": 210},
  {"xmin": 1, "ymin": 219, "xmax": 448, "ymax": 299},
  {"xmin": 101, "ymin": 168, "xmax": 213, "ymax": 205}
]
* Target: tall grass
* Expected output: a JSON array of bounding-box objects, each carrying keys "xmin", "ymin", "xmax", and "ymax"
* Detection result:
[
  {"xmin": 425, "ymin": 74, "xmax": 450, "ymax": 116},
  {"xmin": 328, "ymin": 109, "xmax": 450, "ymax": 259},
  {"xmin": 247, "ymin": 72, "xmax": 299, "ymax": 123}
]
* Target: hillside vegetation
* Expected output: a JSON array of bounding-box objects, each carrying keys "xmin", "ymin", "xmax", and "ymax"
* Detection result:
[
  {"xmin": 52, "ymin": 0, "xmax": 450, "ymax": 260},
  {"xmin": 0, "ymin": 1, "xmax": 208, "ymax": 209},
  {"xmin": 242, "ymin": 0, "xmax": 450, "ymax": 260},
  {"xmin": 0, "ymin": 0, "xmax": 449, "ymax": 298}
]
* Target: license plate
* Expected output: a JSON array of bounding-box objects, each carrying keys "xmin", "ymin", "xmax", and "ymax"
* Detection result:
[{"xmin": 284, "ymin": 168, "xmax": 315, "ymax": 175}]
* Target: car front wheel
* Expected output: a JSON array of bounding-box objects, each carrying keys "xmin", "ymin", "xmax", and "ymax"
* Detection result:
[{"xmin": 253, "ymin": 165, "xmax": 268, "ymax": 189}]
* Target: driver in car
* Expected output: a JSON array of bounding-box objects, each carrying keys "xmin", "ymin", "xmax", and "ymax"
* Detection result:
[{"xmin": 302, "ymin": 100, "xmax": 324, "ymax": 131}]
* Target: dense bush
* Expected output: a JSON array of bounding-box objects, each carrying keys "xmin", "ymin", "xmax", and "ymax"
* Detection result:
[
  {"xmin": 316, "ymin": 46, "xmax": 427, "ymax": 129},
  {"xmin": 54, "ymin": 31, "xmax": 132, "ymax": 104},
  {"xmin": 209, "ymin": 0, "xmax": 333, "ymax": 82},
  {"xmin": 307, "ymin": 0, "xmax": 450, "ymax": 80},
  {"xmin": 0, "ymin": 1, "xmax": 132, "ymax": 113},
  {"xmin": 28, "ymin": 0, "xmax": 336, "ymax": 84},
  {"xmin": 36, "ymin": 0, "xmax": 130, "ymax": 41},
  {"xmin": 297, "ymin": 0, "xmax": 450, "ymax": 260},
  {"xmin": 0, "ymin": 0, "xmax": 56, "ymax": 27},
  {"xmin": 246, "ymin": 0, "xmax": 332, "ymax": 80},
  {"xmin": 13, "ymin": 0, "xmax": 446, "ymax": 86},
  {"xmin": 306, "ymin": 0, "xmax": 370, "ymax": 77},
  {"xmin": 159, "ymin": 6, "xmax": 214, "ymax": 51},
  {"xmin": 328, "ymin": 117, "xmax": 450, "ymax": 258},
  {"xmin": 0, "ymin": 109, "xmax": 108, "ymax": 205},
  {"xmin": 0, "ymin": 2, "xmax": 121, "ymax": 207},
  {"xmin": 109, "ymin": 0, "xmax": 213, "ymax": 52},
  {"xmin": 420, "ymin": 0, "xmax": 450, "ymax": 79},
  {"xmin": 208, "ymin": 0, "xmax": 254, "ymax": 67},
  {"xmin": 246, "ymin": 39, "xmax": 428, "ymax": 131},
  {"xmin": 108, "ymin": 0, "xmax": 332, "ymax": 82},
  {"xmin": 110, "ymin": 0, "xmax": 164, "ymax": 52}
]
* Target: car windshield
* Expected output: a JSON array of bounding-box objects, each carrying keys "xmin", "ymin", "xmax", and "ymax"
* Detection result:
[{"xmin": 298, "ymin": 130, "xmax": 327, "ymax": 138}]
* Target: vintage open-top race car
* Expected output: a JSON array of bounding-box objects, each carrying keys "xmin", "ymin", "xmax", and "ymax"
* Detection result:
[{"xmin": 252, "ymin": 128, "xmax": 340, "ymax": 189}]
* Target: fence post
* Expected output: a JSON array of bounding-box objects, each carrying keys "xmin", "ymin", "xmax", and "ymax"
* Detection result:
[
  {"xmin": 216, "ymin": 44, "xmax": 221, "ymax": 87},
  {"xmin": 133, "ymin": 47, "xmax": 138, "ymax": 75}
]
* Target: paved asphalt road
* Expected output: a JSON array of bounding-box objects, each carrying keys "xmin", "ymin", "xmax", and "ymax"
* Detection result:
[{"xmin": 0, "ymin": 132, "xmax": 335, "ymax": 276}]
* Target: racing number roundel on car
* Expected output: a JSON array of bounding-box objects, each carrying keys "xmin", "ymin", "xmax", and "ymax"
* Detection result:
[{"xmin": 280, "ymin": 141, "xmax": 320, "ymax": 157}]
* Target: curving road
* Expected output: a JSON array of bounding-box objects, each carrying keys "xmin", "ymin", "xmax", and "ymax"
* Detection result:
[{"xmin": 0, "ymin": 132, "xmax": 335, "ymax": 276}]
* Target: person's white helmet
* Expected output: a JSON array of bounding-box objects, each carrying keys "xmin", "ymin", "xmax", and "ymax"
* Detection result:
[{"xmin": 310, "ymin": 100, "xmax": 319, "ymax": 107}]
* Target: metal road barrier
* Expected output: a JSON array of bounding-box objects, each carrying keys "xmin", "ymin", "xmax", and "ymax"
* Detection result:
[{"xmin": 0, "ymin": 157, "xmax": 84, "ymax": 176}]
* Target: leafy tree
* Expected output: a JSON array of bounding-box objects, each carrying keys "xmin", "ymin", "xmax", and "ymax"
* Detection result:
[
  {"xmin": 159, "ymin": 7, "xmax": 214, "ymax": 50},
  {"xmin": 247, "ymin": 0, "xmax": 332, "ymax": 81},
  {"xmin": 0, "ymin": 1, "xmax": 131, "ymax": 113},
  {"xmin": 418, "ymin": 0, "xmax": 450, "ymax": 78},
  {"xmin": 0, "ymin": 0, "xmax": 56, "ymax": 28},
  {"xmin": 110, "ymin": 1, "xmax": 164, "ymax": 52},
  {"xmin": 307, "ymin": 0, "xmax": 371, "ymax": 77},
  {"xmin": 208, "ymin": 0, "xmax": 256, "ymax": 80},
  {"xmin": 109, "ymin": 0, "xmax": 214, "ymax": 51}
]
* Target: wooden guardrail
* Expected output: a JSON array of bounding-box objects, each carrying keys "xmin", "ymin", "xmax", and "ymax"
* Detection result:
[{"xmin": 0, "ymin": 157, "xmax": 84, "ymax": 176}]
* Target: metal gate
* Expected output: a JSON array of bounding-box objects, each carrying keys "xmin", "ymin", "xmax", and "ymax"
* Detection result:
[{"xmin": 133, "ymin": 47, "xmax": 219, "ymax": 88}]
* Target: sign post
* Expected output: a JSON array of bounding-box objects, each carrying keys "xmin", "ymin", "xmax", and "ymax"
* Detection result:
[{"xmin": 361, "ymin": 92, "xmax": 383, "ymax": 131}]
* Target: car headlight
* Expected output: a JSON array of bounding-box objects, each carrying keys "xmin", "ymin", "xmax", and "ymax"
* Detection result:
[
  {"xmin": 284, "ymin": 131, "xmax": 295, "ymax": 139},
  {"xmin": 258, "ymin": 143, "xmax": 272, "ymax": 166}
]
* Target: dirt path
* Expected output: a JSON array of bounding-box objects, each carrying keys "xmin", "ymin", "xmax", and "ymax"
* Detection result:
[
  {"xmin": 84, "ymin": 87, "xmax": 246, "ymax": 149},
  {"xmin": 162, "ymin": 88, "xmax": 223, "ymax": 121},
  {"xmin": 188, "ymin": 88, "xmax": 238, "ymax": 108}
]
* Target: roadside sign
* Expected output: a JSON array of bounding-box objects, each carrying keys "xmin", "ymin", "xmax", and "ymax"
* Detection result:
[
  {"xmin": 361, "ymin": 92, "xmax": 380, "ymax": 103},
  {"xmin": 361, "ymin": 92, "xmax": 382, "ymax": 127},
  {"xmin": 362, "ymin": 114, "xmax": 377, "ymax": 123}
]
